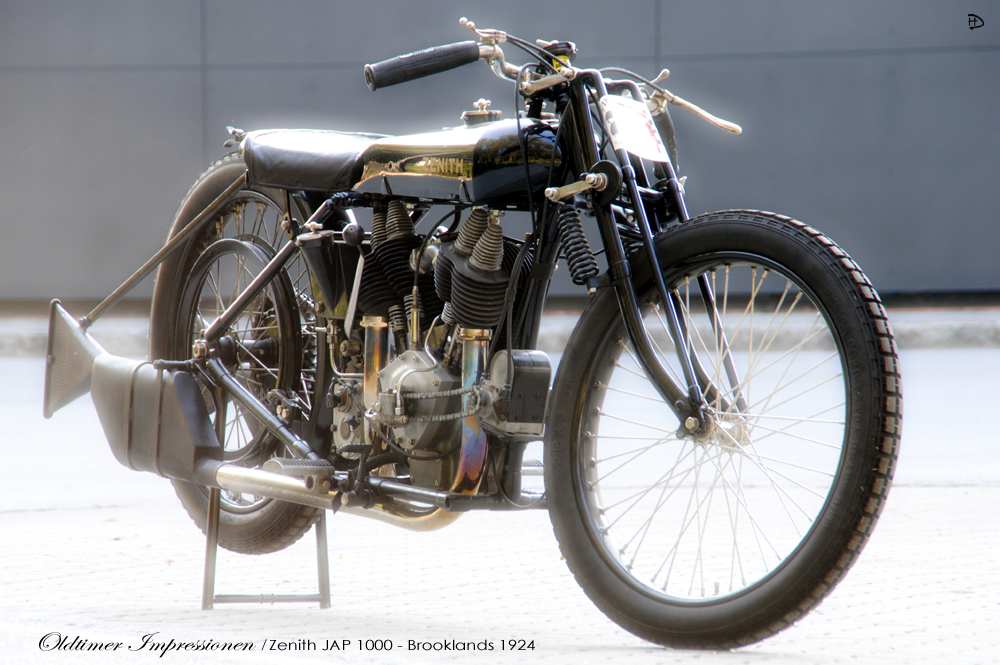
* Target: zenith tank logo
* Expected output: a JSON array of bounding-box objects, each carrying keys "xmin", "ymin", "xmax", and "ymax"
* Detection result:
[
  {"xmin": 413, "ymin": 156, "xmax": 472, "ymax": 178},
  {"xmin": 968, "ymin": 14, "xmax": 984, "ymax": 30}
]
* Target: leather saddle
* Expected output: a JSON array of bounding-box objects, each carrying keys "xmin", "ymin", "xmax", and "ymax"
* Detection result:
[{"xmin": 240, "ymin": 129, "xmax": 387, "ymax": 193}]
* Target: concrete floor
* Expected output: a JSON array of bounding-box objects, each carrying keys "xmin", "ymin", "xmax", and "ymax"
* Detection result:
[{"xmin": 1, "ymin": 336, "xmax": 998, "ymax": 663}]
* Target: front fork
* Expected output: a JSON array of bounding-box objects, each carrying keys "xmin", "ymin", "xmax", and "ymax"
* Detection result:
[{"xmin": 572, "ymin": 75, "xmax": 738, "ymax": 432}]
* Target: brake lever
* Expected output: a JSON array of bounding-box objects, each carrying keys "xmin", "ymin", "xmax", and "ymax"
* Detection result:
[
  {"xmin": 460, "ymin": 17, "xmax": 508, "ymax": 45},
  {"xmin": 648, "ymin": 88, "xmax": 742, "ymax": 134}
]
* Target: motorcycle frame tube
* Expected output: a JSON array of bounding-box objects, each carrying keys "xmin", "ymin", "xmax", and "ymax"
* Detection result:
[
  {"xmin": 616, "ymin": 79, "xmax": 743, "ymax": 414},
  {"xmin": 203, "ymin": 358, "xmax": 321, "ymax": 462},
  {"xmin": 164, "ymin": 71, "xmax": 727, "ymax": 504},
  {"xmin": 202, "ymin": 238, "xmax": 299, "ymax": 345},
  {"xmin": 563, "ymin": 75, "xmax": 691, "ymax": 417},
  {"xmin": 82, "ymin": 174, "xmax": 248, "ymax": 330}
]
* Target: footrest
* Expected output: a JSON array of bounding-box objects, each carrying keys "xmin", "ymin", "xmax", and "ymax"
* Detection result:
[
  {"xmin": 522, "ymin": 459, "xmax": 544, "ymax": 476},
  {"xmin": 262, "ymin": 457, "xmax": 334, "ymax": 477}
]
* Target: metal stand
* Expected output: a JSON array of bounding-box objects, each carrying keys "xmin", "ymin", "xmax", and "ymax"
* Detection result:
[{"xmin": 201, "ymin": 487, "xmax": 331, "ymax": 609}]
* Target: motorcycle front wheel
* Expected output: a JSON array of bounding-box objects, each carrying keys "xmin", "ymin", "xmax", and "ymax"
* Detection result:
[{"xmin": 545, "ymin": 210, "xmax": 901, "ymax": 648}]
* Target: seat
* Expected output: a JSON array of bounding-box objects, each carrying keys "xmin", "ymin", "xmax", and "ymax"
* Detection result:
[{"xmin": 241, "ymin": 128, "xmax": 388, "ymax": 193}]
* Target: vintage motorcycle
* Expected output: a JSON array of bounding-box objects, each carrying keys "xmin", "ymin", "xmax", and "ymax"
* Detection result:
[{"xmin": 43, "ymin": 18, "xmax": 901, "ymax": 649}]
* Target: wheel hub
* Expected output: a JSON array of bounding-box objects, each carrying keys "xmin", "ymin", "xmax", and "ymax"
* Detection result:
[{"xmin": 694, "ymin": 409, "xmax": 750, "ymax": 454}]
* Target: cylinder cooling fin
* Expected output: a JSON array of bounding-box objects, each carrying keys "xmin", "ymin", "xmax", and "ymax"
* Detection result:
[
  {"xmin": 445, "ymin": 215, "xmax": 510, "ymax": 330},
  {"xmin": 355, "ymin": 202, "xmax": 535, "ymax": 351}
]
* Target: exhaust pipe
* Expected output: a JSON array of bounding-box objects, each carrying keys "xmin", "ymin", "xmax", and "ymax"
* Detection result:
[
  {"xmin": 42, "ymin": 301, "xmax": 517, "ymax": 528},
  {"xmin": 214, "ymin": 465, "xmax": 340, "ymax": 511},
  {"xmin": 43, "ymin": 300, "xmax": 104, "ymax": 419}
]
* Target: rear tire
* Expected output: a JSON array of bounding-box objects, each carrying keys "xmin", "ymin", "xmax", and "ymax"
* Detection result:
[
  {"xmin": 545, "ymin": 210, "xmax": 901, "ymax": 647},
  {"xmin": 151, "ymin": 155, "xmax": 321, "ymax": 555}
]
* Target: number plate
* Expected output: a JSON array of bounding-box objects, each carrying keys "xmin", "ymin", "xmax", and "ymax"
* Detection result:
[{"xmin": 598, "ymin": 94, "xmax": 670, "ymax": 163}]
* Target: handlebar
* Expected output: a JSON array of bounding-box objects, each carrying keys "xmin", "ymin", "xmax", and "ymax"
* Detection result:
[
  {"xmin": 365, "ymin": 19, "xmax": 741, "ymax": 136},
  {"xmin": 364, "ymin": 41, "xmax": 482, "ymax": 91}
]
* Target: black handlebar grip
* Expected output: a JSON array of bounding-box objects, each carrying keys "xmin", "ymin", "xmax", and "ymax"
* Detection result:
[{"xmin": 365, "ymin": 41, "xmax": 481, "ymax": 91}]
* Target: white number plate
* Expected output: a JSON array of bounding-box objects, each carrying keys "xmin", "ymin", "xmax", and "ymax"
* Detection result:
[{"xmin": 598, "ymin": 94, "xmax": 670, "ymax": 163}]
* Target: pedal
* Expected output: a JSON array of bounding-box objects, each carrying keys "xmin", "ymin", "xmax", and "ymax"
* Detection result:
[{"xmin": 521, "ymin": 459, "xmax": 544, "ymax": 476}]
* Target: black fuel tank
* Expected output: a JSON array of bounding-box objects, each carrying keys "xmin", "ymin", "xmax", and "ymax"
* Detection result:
[{"xmin": 353, "ymin": 119, "xmax": 561, "ymax": 208}]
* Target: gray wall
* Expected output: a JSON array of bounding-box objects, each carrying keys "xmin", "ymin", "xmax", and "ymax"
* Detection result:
[{"xmin": 1, "ymin": 1, "xmax": 997, "ymax": 301}]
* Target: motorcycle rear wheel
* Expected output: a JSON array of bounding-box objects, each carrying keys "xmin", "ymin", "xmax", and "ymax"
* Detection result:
[
  {"xmin": 151, "ymin": 154, "xmax": 321, "ymax": 555},
  {"xmin": 545, "ymin": 210, "xmax": 901, "ymax": 648}
]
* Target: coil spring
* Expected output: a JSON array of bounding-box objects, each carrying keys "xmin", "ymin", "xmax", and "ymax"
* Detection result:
[
  {"xmin": 557, "ymin": 205, "xmax": 599, "ymax": 286},
  {"xmin": 388, "ymin": 304, "xmax": 407, "ymax": 335}
]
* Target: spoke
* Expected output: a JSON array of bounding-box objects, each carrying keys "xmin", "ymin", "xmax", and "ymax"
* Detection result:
[
  {"xmin": 745, "ymin": 421, "xmax": 843, "ymax": 451},
  {"xmin": 605, "ymin": 446, "xmax": 699, "ymax": 534},
  {"xmin": 726, "ymin": 452, "xmax": 746, "ymax": 591},
  {"xmin": 612, "ymin": 360, "xmax": 649, "ymax": 380},
  {"xmin": 752, "ymin": 402, "xmax": 846, "ymax": 445},
  {"xmin": 699, "ymin": 447, "xmax": 782, "ymax": 562},
  {"xmin": 730, "ymin": 325, "xmax": 832, "ymax": 404},
  {"xmin": 736, "ymin": 446, "xmax": 835, "ymax": 479},
  {"xmin": 591, "ymin": 434, "xmax": 673, "ymax": 440},
  {"xmin": 597, "ymin": 382, "xmax": 667, "ymax": 403},
  {"xmin": 233, "ymin": 338, "xmax": 280, "ymax": 380},
  {"xmin": 595, "ymin": 409, "xmax": 676, "ymax": 435},
  {"xmin": 715, "ymin": 428, "xmax": 824, "ymax": 525},
  {"xmin": 671, "ymin": 300, "xmax": 729, "ymax": 409},
  {"xmin": 748, "ymin": 311, "xmax": 823, "ymax": 416},
  {"xmin": 747, "ymin": 413, "xmax": 845, "ymax": 425},
  {"xmin": 598, "ymin": 456, "xmax": 698, "ymax": 515},
  {"xmin": 748, "ymin": 371, "xmax": 843, "ymax": 416},
  {"xmin": 592, "ymin": 431, "xmax": 680, "ymax": 486},
  {"xmin": 594, "ymin": 437, "xmax": 677, "ymax": 464},
  {"xmin": 651, "ymin": 448, "xmax": 738, "ymax": 589}
]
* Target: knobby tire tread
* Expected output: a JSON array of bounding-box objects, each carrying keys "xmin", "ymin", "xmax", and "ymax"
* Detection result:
[{"xmin": 545, "ymin": 210, "xmax": 901, "ymax": 648}]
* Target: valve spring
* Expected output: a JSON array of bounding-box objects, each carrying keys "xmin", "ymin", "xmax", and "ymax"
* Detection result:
[
  {"xmin": 440, "ymin": 301, "xmax": 456, "ymax": 325},
  {"xmin": 404, "ymin": 291, "xmax": 420, "ymax": 323},
  {"xmin": 557, "ymin": 205, "xmax": 599, "ymax": 286},
  {"xmin": 385, "ymin": 200, "xmax": 415, "ymax": 240},
  {"xmin": 454, "ymin": 207, "xmax": 490, "ymax": 255},
  {"xmin": 388, "ymin": 304, "xmax": 407, "ymax": 335}
]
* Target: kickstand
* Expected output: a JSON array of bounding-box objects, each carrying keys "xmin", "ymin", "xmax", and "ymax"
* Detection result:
[{"xmin": 201, "ymin": 487, "xmax": 331, "ymax": 609}]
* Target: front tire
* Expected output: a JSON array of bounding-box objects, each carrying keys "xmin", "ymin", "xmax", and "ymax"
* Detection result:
[{"xmin": 545, "ymin": 210, "xmax": 901, "ymax": 648}]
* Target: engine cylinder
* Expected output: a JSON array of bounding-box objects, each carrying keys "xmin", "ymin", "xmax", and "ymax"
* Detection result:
[{"xmin": 449, "ymin": 221, "xmax": 509, "ymax": 329}]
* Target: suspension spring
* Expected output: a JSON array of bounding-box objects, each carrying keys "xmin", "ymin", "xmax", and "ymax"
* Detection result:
[{"xmin": 557, "ymin": 205, "xmax": 600, "ymax": 287}]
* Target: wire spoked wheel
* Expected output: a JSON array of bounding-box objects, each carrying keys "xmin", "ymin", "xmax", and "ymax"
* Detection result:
[
  {"xmin": 204, "ymin": 190, "xmax": 318, "ymax": 417},
  {"xmin": 546, "ymin": 211, "xmax": 900, "ymax": 647},
  {"xmin": 153, "ymin": 155, "xmax": 323, "ymax": 554},
  {"xmin": 178, "ymin": 237, "xmax": 302, "ymax": 513},
  {"xmin": 583, "ymin": 257, "xmax": 844, "ymax": 601}
]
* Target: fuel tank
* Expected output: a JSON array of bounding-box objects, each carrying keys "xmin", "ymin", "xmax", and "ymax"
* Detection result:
[{"xmin": 353, "ymin": 119, "xmax": 561, "ymax": 208}]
